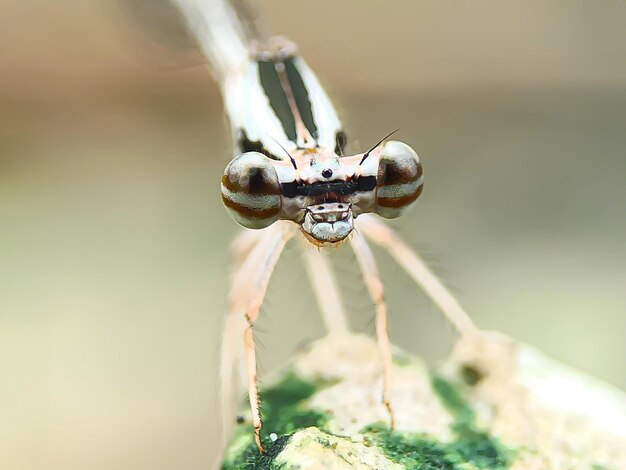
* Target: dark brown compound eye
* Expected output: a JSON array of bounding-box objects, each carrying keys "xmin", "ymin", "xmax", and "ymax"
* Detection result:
[
  {"xmin": 375, "ymin": 141, "xmax": 423, "ymax": 219},
  {"xmin": 221, "ymin": 152, "xmax": 281, "ymax": 229}
]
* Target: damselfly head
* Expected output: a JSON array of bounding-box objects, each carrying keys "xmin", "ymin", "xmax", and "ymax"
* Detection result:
[{"xmin": 220, "ymin": 140, "xmax": 423, "ymax": 244}]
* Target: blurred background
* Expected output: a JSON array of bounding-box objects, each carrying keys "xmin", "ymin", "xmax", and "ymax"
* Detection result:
[{"xmin": 1, "ymin": 0, "xmax": 625, "ymax": 468}]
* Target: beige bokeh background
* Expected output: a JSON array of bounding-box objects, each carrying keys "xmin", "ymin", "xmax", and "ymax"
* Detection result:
[{"xmin": 1, "ymin": 1, "xmax": 625, "ymax": 468}]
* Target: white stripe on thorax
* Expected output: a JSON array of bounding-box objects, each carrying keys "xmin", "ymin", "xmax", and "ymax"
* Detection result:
[{"xmin": 293, "ymin": 58, "xmax": 342, "ymax": 152}]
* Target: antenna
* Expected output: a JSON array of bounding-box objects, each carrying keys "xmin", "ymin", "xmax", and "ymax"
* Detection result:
[
  {"xmin": 359, "ymin": 128, "xmax": 401, "ymax": 165},
  {"xmin": 268, "ymin": 135, "xmax": 298, "ymax": 171}
]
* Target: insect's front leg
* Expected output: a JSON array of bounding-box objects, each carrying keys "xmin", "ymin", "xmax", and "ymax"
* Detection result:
[
  {"xmin": 350, "ymin": 231, "xmax": 396, "ymax": 429},
  {"xmin": 231, "ymin": 228, "xmax": 266, "ymax": 269},
  {"xmin": 227, "ymin": 222, "xmax": 297, "ymax": 453},
  {"xmin": 220, "ymin": 229, "xmax": 266, "ymax": 444}
]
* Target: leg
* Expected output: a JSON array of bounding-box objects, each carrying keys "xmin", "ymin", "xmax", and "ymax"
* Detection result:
[
  {"xmin": 222, "ymin": 222, "xmax": 297, "ymax": 453},
  {"xmin": 355, "ymin": 214, "xmax": 478, "ymax": 337},
  {"xmin": 231, "ymin": 228, "xmax": 265, "ymax": 269},
  {"xmin": 220, "ymin": 230, "xmax": 264, "ymax": 444},
  {"xmin": 349, "ymin": 231, "xmax": 396, "ymax": 429},
  {"xmin": 299, "ymin": 241, "xmax": 350, "ymax": 334}
]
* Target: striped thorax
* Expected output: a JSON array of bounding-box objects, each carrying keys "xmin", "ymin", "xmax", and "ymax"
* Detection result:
[{"xmin": 220, "ymin": 38, "xmax": 423, "ymax": 244}]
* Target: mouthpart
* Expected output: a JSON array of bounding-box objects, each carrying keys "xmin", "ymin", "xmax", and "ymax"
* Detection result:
[{"xmin": 301, "ymin": 202, "xmax": 354, "ymax": 244}]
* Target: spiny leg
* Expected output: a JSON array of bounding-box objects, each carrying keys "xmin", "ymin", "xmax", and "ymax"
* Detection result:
[
  {"xmin": 300, "ymin": 240, "xmax": 350, "ymax": 334},
  {"xmin": 350, "ymin": 231, "xmax": 396, "ymax": 429},
  {"xmin": 355, "ymin": 217, "xmax": 542, "ymax": 436},
  {"xmin": 221, "ymin": 245, "xmax": 260, "ymax": 448},
  {"xmin": 227, "ymin": 222, "xmax": 296, "ymax": 453},
  {"xmin": 355, "ymin": 214, "xmax": 478, "ymax": 337},
  {"xmin": 220, "ymin": 229, "xmax": 264, "ymax": 444}
]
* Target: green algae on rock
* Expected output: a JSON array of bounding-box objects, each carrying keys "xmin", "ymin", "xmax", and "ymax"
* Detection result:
[
  {"xmin": 221, "ymin": 373, "xmax": 329, "ymax": 470},
  {"xmin": 222, "ymin": 333, "xmax": 626, "ymax": 469}
]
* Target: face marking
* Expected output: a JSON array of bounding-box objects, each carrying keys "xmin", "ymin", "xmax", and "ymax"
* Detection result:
[
  {"xmin": 289, "ymin": 177, "xmax": 377, "ymax": 198},
  {"xmin": 227, "ymin": 119, "xmax": 422, "ymax": 242}
]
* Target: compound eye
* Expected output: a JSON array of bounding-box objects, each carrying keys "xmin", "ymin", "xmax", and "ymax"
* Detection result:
[
  {"xmin": 375, "ymin": 141, "xmax": 423, "ymax": 219},
  {"xmin": 221, "ymin": 152, "xmax": 281, "ymax": 229}
]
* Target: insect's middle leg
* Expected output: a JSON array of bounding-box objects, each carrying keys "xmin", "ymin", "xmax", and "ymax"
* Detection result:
[
  {"xmin": 355, "ymin": 214, "xmax": 478, "ymax": 337},
  {"xmin": 300, "ymin": 241, "xmax": 350, "ymax": 335},
  {"xmin": 350, "ymin": 231, "xmax": 396, "ymax": 429}
]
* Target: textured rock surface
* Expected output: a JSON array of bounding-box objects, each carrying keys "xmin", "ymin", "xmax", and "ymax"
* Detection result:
[{"xmin": 222, "ymin": 333, "xmax": 626, "ymax": 469}]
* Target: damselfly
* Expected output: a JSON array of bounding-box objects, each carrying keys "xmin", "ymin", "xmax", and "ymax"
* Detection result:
[{"xmin": 173, "ymin": 0, "xmax": 478, "ymax": 453}]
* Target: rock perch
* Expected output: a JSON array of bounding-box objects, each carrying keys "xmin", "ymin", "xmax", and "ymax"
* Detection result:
[{"xmin": 222, "ymin": 332, "xmax": 626, "ymax": 469}]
